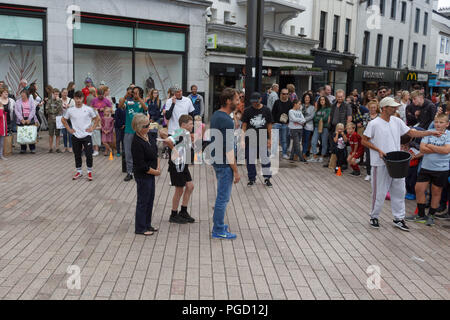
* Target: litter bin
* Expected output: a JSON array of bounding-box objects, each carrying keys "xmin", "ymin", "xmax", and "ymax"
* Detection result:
[{"xmin": 383, "ymin": 151, "xmax": 411, "ymax": 179}]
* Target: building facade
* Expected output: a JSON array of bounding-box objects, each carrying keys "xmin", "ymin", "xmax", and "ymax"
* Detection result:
[
  {"xmin": 205, "ymin": 0, "xmax": 318, "ymax": 118},
  {"xmin": 310, "ymin": 0, "xmax": 358, "ymax": 93},
  {"xmin": 0, "ymin": 0, "xmax": 210, "ymax": 101},
  {"xmin": 427, "ymin": 2, "xmax": 450, "ymax": 90},
  {"xmin": 353, "ymin": 0, "xmax": 433, "ymax": 93}
]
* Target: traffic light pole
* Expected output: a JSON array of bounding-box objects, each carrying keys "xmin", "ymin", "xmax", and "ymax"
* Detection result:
[{"xmin": 245, "ymin": 0, "xmax": 264, "ymax": 105}]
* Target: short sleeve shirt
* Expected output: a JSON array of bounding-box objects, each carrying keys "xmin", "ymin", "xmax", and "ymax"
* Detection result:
[
  {"xmin": 363, "ymin": 116, "xmax": 410, "ymax": 167},
  {"xmin": 64, "ymin": 105, "xmax": 97, "ymax": 139},
  {"xmin": 421, "ymin": 130, "xmax": 450, "ymax": 171},
  {"xmin": 165, "ymin": 97, "xmax": 195, "ymax": 135},
  {"xmin": 210, "ymin": 110, "xmax": 235, "ymax": 167},
  {"xmin": 125, "ymin": 100, "xmax": 145, "ymax": 134}
]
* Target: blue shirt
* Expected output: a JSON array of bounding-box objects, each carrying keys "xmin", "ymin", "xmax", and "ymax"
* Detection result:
[
  {"xmin": 421, "ymin": 130, "xmax": 450, "ymax": 171},
  {"xmin": 210, "ymin": 110, "xmax": 234, "ymax": 167}
]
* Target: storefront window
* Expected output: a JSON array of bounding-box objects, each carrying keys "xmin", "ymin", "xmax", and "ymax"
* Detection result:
[
  {"xmin": 135, "ymin": 28, "xmax": 185, "ymax": 52},
  {"xmin": 74, "ymin": 48, "xmax": 132, "ymax": 99},
  {"xmin": 74, "ymin": 23, "xmax": 133, "ymax": 47},
  {"xmin": 134, "ymin": 51, "xmax": 183, "ymax": 100},
  {"xmin": 0, "ymin": 44, "xmax": 44, "ymax": 98},
  {"xmin": 0, "ymin": 15, "xmax": 43, "ymax": 41},
  {"xmin": 334, "ymin": 71, "xmax": 347, "ymax": 92}
]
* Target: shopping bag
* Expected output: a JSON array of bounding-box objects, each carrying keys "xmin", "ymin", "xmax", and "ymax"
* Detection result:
[
  {"xmin": 56, "ymin": 116, "xmax": 65, "ymax": 129},
  {"xmin": 17, "ymin": 125, "xmax": 37, "ymax": 145},
  {"xmin": 328, "ymin": 154, "xmax": 337, "ymax": 170},
  {"xmin": 3, "ymin": 135, "xmax": 12, "ymax": 155}
]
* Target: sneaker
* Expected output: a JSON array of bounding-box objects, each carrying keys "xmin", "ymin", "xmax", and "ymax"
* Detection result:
[
  {"xmin": 116, "ymin": 153, "xmax": 121, "ymax": 157},
  {"xmin": 72, "ymin": 172, "xmax": 83, "ymax": 180},
  {"xmin": 264, "ymin": 179, "xmax": 273, "ymax": 187},
  {"xmin": 350, "ymin": 170, "xmax": 361, "ymax": 177},
  {"xmin": 369, "ymin": 218, "xmax": 380, "ymax": 229},
  {"xmin": 436, "ymin": 203, "xmax": 447, "ymax": 213},
  {"xmin": 393, "ymin": 219, "xmax": 410, "ymax": 231},
  {"xmin": 405, "ymin": 193, "xmax": 416, "ymax": 200},
  {"xmin": 48, "ymin": 149, "xmax": 53, "ymax": 153},
  {"xmin": 179, "ymin": 210, "xmax": 195, "ymax": 223},
  {"xmin": 426, "ymin": 215, "xmax": 435, "ymax": 226},
  {"xmin": 323, "ymin": 162, "xmax": 329, "ymax": 168},
  {"xmin": 317, "ymin": 157, "xmax": 324, "ymax": 163},
  {"xmin": 435, "ymin": 212, "xmax": 450, "ymax": 220},
  {"xmin": 307, "ymin": 157, "xmax": 317, "ymax": 163},
  {"xmin": 212, "ymin": 231, "xmax": 237, "ymax": 240},
  {"xmin": 247, "ymin": 180, "xmax": 255, "ymax": 187},
  {"xmin": 405, "ymin": 215, "xmax": 427, "ymax": 223},
  {"xmin": 30, "ymin": 150, "xmax": 36, "ymax": 154},
  {"xmin": 169, "ymin": 213, "xmax": 188, "ymax": 224},
  {"xmin": 124, "ymin": 174, "xmax": 133, "ymax": 182},
  {"xmin": 364, "ymin": 175, "xmax": 371, "ymax": 181},
  {"xmin": 282, "ymin": 154, "xmax": 289, "ymax": 160},
  {"xmin": 93, "ymin": 151, "xmax": 99, "ymax": 157},
  {"xmin": 56, "ymin": 149, "xmax": 62, "ymax": 153},
  {"xmin": 68, "ymin": 148, "xmax": 73, "ymax": 153},
  {"xmin": 87, "ymin": 172, "xmax": 93, "ymax": 181}
]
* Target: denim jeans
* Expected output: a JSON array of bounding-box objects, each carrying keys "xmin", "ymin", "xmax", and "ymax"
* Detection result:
[
  {"xmin": 135, "ymin": 176, "xmax": 155, "ymax": 233},
  {"xmin": 289, "ymin": 129, "xmax": 302, "ymax": 159},
  {"xmin": 62, "ymin": 128, "xmax": 72, "ymax": 148},
  {"xmin": 115, "ymin": 127, "xmax": 124, "ymax": 154},
  {"xmin": 273, "ymin": 123, "xmax": 289, "ymax": 156},
  {"xmin": 311, "ymin": 127, "xmax": 329, "ymax": 156},
  {"xmin": 124, "ymin": 133, "xmax": 134, "ymax": 174},
  {"xmin": 212, "ymin": 165, "xmax": 233, "ymax": 234},
  {"xmin": 246, "ymin": 145, "xmax": 271, "ymax": 181},
  {"xmin": 302, "ymin": 129, "xmax": 313, "ymax": 156}
]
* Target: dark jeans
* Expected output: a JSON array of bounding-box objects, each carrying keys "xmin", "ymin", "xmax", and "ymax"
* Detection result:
[
  {"xmin": 302, "ymin": 129, "xmax": 313, "ymax": 156},
  {"xmin": 135, "ymin": 176, "xmax": 155, "ymax": 233},
  {"xmin": 336, "ymin": 149, "xmax": 346, "ymax": 168},
  {"xmin": 246, "ymin": 145, "xmax": 271, "ymax": 181},
  {"xmin": 115, "ymin": 127, "xmax": 124, "ymax": 154},
  {"xmin": 72, "ymin": 135, "xmax": 93, "ymax": 170},
  {"xmin": 406, "ymin": 165, "xmax": 418, "ymax": 195},
  {"xmin": 62, "ymin": 127, "xmax": 72, "ymax": 148},
  {"xmin": 289, "ymin": 128, "xmax": 302, "ymax": 159}
]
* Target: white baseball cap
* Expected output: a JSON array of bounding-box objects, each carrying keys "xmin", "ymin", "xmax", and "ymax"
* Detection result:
[{"xmin": 380, "ymin": 97, "xmax": 401, "ymax": 108}]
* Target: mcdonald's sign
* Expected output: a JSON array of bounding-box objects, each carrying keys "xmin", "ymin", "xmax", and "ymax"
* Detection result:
[{"xmin": 407, "ymin": 72, "xmax": 418, "ymax": 81}]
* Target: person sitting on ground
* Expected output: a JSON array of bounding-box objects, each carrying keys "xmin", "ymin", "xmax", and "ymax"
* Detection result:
[{"xmin": 346, "ymin": 122, "xmax": 364, "ymax": 177}]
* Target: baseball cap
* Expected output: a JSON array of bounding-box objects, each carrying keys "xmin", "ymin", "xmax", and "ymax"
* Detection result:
[
  {"xmin": 250, "ymin": 92, "xmax": 261, "ymax": 103},
  {"xmin": 380, "ymin": 97, "xmax": 400, "ymax": 108}
]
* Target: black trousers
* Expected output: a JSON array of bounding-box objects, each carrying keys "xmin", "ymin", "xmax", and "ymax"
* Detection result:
[
  {"xmin": 135, "ymin": 176, "xmax": 155, "ymax": 233},
  {"xmin": 72, "ymin": 135, "xmax": 93, "ymax": 169},
  {"xmin": 406, "ymin": 166, "xmax": 418, "ymax": 195},
  {"xmin": 336, "ymin": 148, "xmax": 346, "ymax": 168}
]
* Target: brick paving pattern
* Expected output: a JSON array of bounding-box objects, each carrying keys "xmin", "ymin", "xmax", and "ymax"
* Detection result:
[{"xmin": 0, "ymin": 134, "xmax": 449, "ymax": 300}]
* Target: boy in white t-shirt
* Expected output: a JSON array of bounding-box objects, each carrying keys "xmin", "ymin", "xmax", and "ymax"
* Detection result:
[
  {"xmin": 362, "ymin": 97, "xmax": 442, "ymax": 232},
  {"xmin": 61, "ymin": 91, "xmax": 100, "ymax": 181}
]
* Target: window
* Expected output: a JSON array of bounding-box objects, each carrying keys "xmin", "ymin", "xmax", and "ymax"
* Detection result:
[
  {"xmin": 0, "ymin": 14, "xmax": 45, "ymax": 98},
  {"xmin": 441, "ymin": 36, "xmax": 446, "ymax": 53},
  {"xmin": 290, "ymin": 25, "xmax": 295, "ymax": 36},
  {"xmin": 74, "ymin": 23, "xmax": 134, "ymax": 47},
  {"xmin": 423, "ymin": 12, "xmax": 428, "ymax": 36},
  {"xmin": 380, "ymin": 0, "xmax": 385, "ymax": 15},
  {"xmin": 135, "ymin": 28, "xmax": 185, "ymax": 52},
  {"xmin": 387, "ymin": 37, "xmax": 394, "ymax": 67},
  {"xmin": 332, "ymin": 15, "xmax": 340, "ymax": 51},
  {"xmin": 375, "ymin": 34, "xmax": 383, "ymax": 66},
  {"xmin": 412, "ymin": 42, "xmax": 418, "ymax": 67},
  {"xmin": 415, "ymin": 9, "xmax": 420, "ymax": 33},
  {"xmin": 391, "ymin": 0, "xmax": 397, "ymax": 19},
  {"xmin": 344, "ymin": 19, "xmax": 351, "ymax": 52},
  {"xmin": 319, "ymin": 11, "xmax": 327, "ymax": 49},
  {"xmin": 362, "ymin": 31, "xmax": 370, "ymax": 65},
  {"xmin": 401, "ymin": 1, "xmax": 407, "ymax": 22},
  {"xmin": 421, "ymin": 45, "xmax": 426, "ymax": 69},
  {"xmin": 397, "ymin": 39, "xmax": 403, "ymax": 68}
]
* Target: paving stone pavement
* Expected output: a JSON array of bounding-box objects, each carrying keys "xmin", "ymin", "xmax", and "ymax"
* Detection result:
[{"xmin": 0, "ymin": 134, "xmax": 449, "ymax": 300}]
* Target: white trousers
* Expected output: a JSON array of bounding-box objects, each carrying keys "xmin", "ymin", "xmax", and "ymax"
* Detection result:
[{"xmin": 370, "ymin": 165, "xmax": 406, "ymax": 220}]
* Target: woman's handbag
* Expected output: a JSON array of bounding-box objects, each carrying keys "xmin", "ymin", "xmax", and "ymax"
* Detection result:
[
  {"xmin": 3, "ymin": 135, "xmax": 12, "ymax": 155},
  {"xmin": 17, "ymin": 125, "xmax": 37, "ymax": 145}
]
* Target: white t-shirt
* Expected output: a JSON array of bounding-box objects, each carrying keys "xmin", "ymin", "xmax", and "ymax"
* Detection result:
[
  {"xmin": 363, "ymin": 116, "xmax": 410, "ymax": 167},
  {"xmin": 64, "ymin": 105, "xmax": 97, "ymax": 139},
  {"xmin": 165, "ymin": 96, "xmax": 194, "ymax": 135}
]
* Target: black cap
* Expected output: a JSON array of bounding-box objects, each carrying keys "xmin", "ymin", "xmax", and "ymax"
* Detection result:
[{"xmin": 250, "ymin": 92, "xmax": 261, "ymax": 103}]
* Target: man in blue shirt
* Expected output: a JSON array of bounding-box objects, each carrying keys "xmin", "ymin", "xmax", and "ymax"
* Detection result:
[{"xmin": 209, "ymin": 88, "xmax": 241, "ymax": 239}]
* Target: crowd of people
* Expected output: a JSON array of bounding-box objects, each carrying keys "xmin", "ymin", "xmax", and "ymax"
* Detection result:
[{"xmin": 0, "ymin": 77, "xmax": 449, "ymax": 238}]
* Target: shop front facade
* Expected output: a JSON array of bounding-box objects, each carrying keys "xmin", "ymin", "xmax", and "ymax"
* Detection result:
[
  {"xmin": 1, "ymin": 0, "xmax": 210, "ymax": 101},
  {"xmin": 311, "ymin": 49, "xmax": 355, "ymax": 94},
  {"xmin": 352, "ymin": 66, "xmax": 408, "ymax": 93}
]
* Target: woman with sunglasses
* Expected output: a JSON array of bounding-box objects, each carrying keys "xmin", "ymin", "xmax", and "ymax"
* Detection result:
[{"xmin": 131, "ymin": 113, "xmax": 161, "ymax": 236}]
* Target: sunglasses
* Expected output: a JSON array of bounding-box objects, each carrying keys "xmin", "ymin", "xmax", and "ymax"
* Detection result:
[{"xmin": 143, "ymin": 123, "xmax": 150, "ymax": 129}]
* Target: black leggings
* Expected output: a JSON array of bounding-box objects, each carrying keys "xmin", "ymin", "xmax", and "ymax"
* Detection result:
[{"xmin": 72, "ymin": 135, "xmax": 93, "ymax": 169}]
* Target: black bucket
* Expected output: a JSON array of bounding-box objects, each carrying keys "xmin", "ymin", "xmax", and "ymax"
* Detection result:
[{"xmin": 383, "ymin": 151, "xmax": 411, "ymax": 179}]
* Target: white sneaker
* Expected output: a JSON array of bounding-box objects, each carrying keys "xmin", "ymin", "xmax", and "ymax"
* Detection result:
[
  {"xmin": 307, "ymin": 157, "xmax": 317, "ymax": 163},
  {"xmin": 364, "ymin": 175, "xmax": 371, "ymax": 181},
  {"xmin": 318, "ymin": 157, "xmax": 324, "ymax": 163},
  {"xmin": 93, "ymin": 151, "xmax": 99, "ymax": 157},
  {"xmin": 282, "ymin": 154, "xmax": 289, "ymax": 160}
]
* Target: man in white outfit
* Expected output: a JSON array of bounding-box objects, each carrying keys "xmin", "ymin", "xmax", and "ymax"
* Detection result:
[{"xmin": 362, "ymin": 97, "xmax": 442, "ymax": 231}]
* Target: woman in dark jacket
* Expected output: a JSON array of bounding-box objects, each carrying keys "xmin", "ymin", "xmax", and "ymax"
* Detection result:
[
  {"xmin": 146, "ymin": 89, "xmax": 161, "ymax": 124},
  {"xmin": 131, "ymin": 113, "xmax": 160, "ymax": 236}
]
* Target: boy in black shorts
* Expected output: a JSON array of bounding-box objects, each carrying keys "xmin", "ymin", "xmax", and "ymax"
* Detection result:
[
  {"xmin": 163, "ymin": 114, "xmax": 195, "ymax": 224},
  {"xmin": 409, "ymin": 113, "xmax": 450, "ymax": 226}
]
